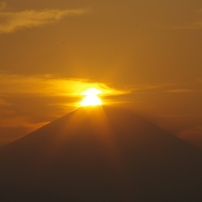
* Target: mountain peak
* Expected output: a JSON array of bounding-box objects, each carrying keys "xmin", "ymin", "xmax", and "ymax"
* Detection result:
[{"xmin": 0, "ymin": 106, "xmax": 202, "ymax": 201}]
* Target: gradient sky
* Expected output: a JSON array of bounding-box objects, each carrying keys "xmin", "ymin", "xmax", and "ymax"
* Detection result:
[{"xmin": 0, "ymin": 0, "xmax": 202, "ymax": 147}]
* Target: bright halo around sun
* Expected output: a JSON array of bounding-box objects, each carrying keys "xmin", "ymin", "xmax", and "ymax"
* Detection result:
[{"xmin": 80, "ymin": 88, "xmax": 103, "ymax": 106}]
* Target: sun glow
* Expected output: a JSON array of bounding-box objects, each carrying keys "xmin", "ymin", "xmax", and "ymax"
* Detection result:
[{"xmin": 80, "ymin": 88, "xmax": 103, "ymax": 106}]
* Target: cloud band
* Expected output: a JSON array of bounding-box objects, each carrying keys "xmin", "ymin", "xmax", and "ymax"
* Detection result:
[{"xmin": 0, "ymin": 9, "xmax": 86, "ymax": 33}]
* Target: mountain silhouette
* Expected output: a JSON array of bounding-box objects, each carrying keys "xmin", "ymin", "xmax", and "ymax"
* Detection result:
[{"xmin": 0, "ymin": 106, "xmax": 202, "ymax": 201}]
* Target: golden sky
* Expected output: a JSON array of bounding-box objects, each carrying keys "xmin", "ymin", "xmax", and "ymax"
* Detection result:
[{"xmin": 0, "ymin": 0, "xmax": 202, "ymax": 147}]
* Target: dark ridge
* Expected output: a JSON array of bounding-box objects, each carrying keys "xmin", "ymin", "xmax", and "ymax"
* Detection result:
[{"xmin": 0, "ymin": 106, "xmax": 201, "ymax": 201}]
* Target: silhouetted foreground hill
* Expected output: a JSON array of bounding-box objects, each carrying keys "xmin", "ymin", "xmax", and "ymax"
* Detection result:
[{"xmin": 0, "ymin": 106, "xmax": 202, "ymax": 201}]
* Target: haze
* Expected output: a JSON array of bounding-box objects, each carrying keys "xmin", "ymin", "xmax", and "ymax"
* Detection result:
[{"xmin": 0, "ymin": 0, "xmax": 202, "ymax": 147}]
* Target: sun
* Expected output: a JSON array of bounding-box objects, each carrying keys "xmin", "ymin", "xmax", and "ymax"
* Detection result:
[{"xmin": 80, "ymin": 88, "xmax": 103, "ymax": 106}]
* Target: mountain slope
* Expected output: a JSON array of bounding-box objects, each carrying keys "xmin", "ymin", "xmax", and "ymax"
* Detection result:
[{"xmin": 0, "ymin": 106, "xmax": 202, "ymax": 201}]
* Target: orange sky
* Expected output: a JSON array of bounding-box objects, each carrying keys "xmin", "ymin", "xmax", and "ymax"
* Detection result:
[{"xmin": 0, "ymin": 0, "xmax": 202, "ymax": 147}]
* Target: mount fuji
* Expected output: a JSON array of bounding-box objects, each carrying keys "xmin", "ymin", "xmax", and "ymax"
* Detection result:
[{"xmin": 0, "ymin": 106, "xmax": 201, "ymax": 201}]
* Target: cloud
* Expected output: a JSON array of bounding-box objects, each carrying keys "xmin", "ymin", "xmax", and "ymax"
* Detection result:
[
  {"xmin": 0, "ymin": 73, "xmax": 128, "ymax": 127},
  {"xmin": 172, "ymin": 9, "xmax": 202, "ymax": 30},
  {"xmin": 0, "ymin": 116, "xmax": 49, "ymax": 145},
  {"xmin": 179, "ymin": 126, "xmax": 202, "ymax": 136},
  {"xmin": 0, "ymin": 1, "xmax": 6, "ymax": 10},
  {"xmin": 131, "ymin": 84, "xmax": 174, "ymax": 92},
  {"xmin": 166, "ymin": 89, "xmax": 193, "ymax": 93},
  {"xmin": 196, "ymin": 78, "xmax": 202, "ymax": 83},
  {"xmin": 178, "ymin": 126, "xmax": 202, "ymax": 148},
  {"xmin": 0, "ymin": 98, "xmax": 9, "ymax": 106},
  {"xmin": 173, "ymin": 22, "xmax": 202, "ymax": 30},
  {"xmin": 0, "ymin": 8, "xmax": 86, "ymax": 33},
  {"xmin": 0, "ymin": 116, "xmax": 48, "ymax": 128},
  {"xmin": 0, "ymin": 73, "xmax": 127, "ymax": 98}
]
